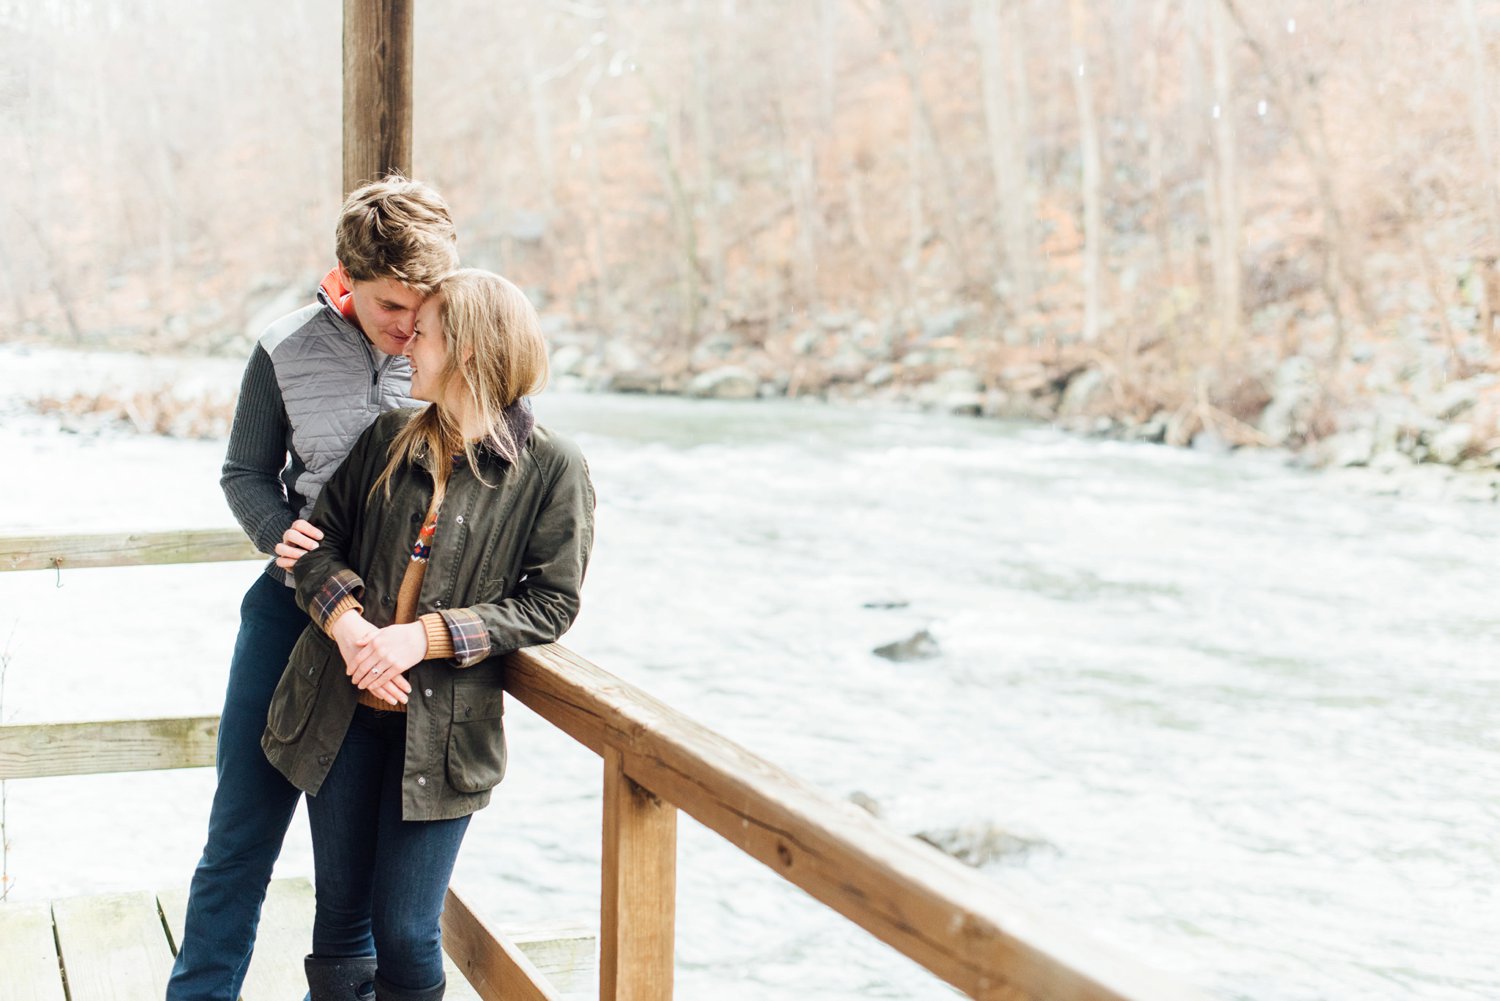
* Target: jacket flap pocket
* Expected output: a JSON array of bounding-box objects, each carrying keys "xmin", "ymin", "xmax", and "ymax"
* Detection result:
[
  {"xmin": 447, "ymin": 677, "xmax": 507, "ymax": 794},
  {"xmin": 452, "ymin": 679, "xmax": 504, "ymax": 722},
  {"xmin": 265, "ymin": 641, "xmax": 335, "ymax": 744}
]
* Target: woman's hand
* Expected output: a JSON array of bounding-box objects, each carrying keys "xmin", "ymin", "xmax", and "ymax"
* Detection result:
[
  {"xmin": 330, "ymin": 612, "xmax": 412, "ymax": 705},
  {"xmin": 329, "ymin": 606, "xmax": 377, "ymax": 663},
  {"xmin": 366, "ymin": 673, "xmax": 411, "ymax": 706},
  {"xmin": 274, "ymin": 519, "xmax": 325, "ymax": 570},
  {"xmin": 348, "ymin": 622, "xmax": 428, "ymax": 693}
]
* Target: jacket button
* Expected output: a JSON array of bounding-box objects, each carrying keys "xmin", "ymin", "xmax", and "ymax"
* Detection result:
[
  {"xmin": 380, "ymin": 595, "xmax": 392, "ymax": 606},
  {"xmin": 318, "ymin": 754, "xmax": 330, "ymax": 765},
  {"xmin": 424, "ymin": 688, "xmax": 434, "ymax": 697},
  {"xmin": 410, "ymin": 512, "xmax": 421, "ymax": 524},
  {"xmin": 455, "ymin": 515, "xmax": 464, "ymax": 525},
  {"xmin": 434, "ymin": 599, "xmax": 445, "ymax": 609},
  {"xmin": 416, "ymin": 775, "xmax": 427, "ymax": 787}
]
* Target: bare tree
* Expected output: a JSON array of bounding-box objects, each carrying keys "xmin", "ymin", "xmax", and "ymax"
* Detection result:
[
  {"xmin": 691, "ymin": 0, "xmax": 726, "ymax": 313},
  {"xmin": 651, "ymin": 85, "xmax": 702, "ymax": 356},
  {"xmin": 869, "ymin": 0, "xmax": 973, "ymax": 285},
  {"xmin": 1208, "ymin": 0, "xmax": 1242, "ymax": 352},
  {"xmin": 818, "ymin": 0, "xmax": 840, "ymax": 132},
  {"xmin": 973, "ymin": 0, "xmax": 1035, "ymax": 306},
  {"xmin": 1459, "ymin": 0, "xmax": 1500, "ymax": 256},
  {"xmin": 1068, "ymin": 0, "xmax": 1103, "ymax": 343},
  {"xmin": 1144, "ymin": 0, "xmax": 1175, "ymax": 283},
  {"xmin": 1218, "ymin": 0, "xmax": 1373, "ymax": 363},
  {"xmin": 521, "ymin": 27, "xmax": 559, "ymax": 217},
  {"xmin": 577, "ymin": 51, "xmax": 616, "ymax": 331}
]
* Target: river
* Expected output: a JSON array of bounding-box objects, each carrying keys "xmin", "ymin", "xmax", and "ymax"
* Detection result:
[{"xmin": 0, "ymin": 388, "xmax": 1495, "ymax": 1000}]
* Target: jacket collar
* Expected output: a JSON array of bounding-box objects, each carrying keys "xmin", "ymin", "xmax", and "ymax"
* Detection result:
[
  {"xmin": 495, "ymin": 399, "xmax": 536, "ymax": 457},
  {"xmin": 317, "ymin": 265, "xmax": 360, "ymax": 322}
]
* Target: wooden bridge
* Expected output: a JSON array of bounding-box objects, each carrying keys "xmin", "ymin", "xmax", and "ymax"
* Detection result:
[{"xmin": 0, "ymin": 529, "xmax": 1205, "ymax": 1001}]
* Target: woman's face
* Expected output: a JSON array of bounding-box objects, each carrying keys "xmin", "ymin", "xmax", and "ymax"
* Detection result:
[{"xmin": 407, "ymin": 296, "xmax": 453, "ymax": 406}]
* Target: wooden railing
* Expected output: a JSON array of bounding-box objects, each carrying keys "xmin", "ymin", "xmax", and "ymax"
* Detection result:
[{"xmin": 0, "ymin": 530, "xmax": 1207, "ymax": 1001}]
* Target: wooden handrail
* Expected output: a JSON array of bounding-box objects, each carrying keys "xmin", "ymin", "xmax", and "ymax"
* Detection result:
[
  {"xmin": 441, "ymin": 889, "xmax": 564, "ymax": 1001},
  {"xmin": 0, "ymin": 716, "xmax": 218, "ymax": 780},
  {"xmin": 0, "ymin": 529, "xmax": 264, "ymax": 573},
  {"xmin": 504, "ymin": 644, "xmax": 1204, "ymax": 1001}
]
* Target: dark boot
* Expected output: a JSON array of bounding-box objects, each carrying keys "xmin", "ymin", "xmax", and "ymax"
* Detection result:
[
  {"xmin": 303, "ymin": 955, "xmax": 378, "ymax": 1001},
  {"xmin": 373, "ymin": 972, "xmax": 445, "ymax": 1001}
]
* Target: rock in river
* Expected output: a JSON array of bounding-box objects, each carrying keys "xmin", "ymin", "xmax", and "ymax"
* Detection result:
[
  {"xmin": 873, "ymin": 629, "xmax": 940, "ymax": 662},
  {"xmin": 915, "ymin": 823, "xmax": 1058, "ymax": 868},
  {"xmin": 687, "ymin": 365, "xmax": 760, "ymax": 400}
]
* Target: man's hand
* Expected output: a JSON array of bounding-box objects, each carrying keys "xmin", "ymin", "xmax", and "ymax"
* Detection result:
[
  {"xmin": 348, "ymin": 622, "xmax": 428, "ymax": 693},
  {"xmin": 274, "ymin": 519, "xmax": 325, "ymax": 570}
]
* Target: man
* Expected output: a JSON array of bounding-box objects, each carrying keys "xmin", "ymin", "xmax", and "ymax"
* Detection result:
[{"xmin": 167, "ymin": 175, "xmax": 459, "ymax": 1001}]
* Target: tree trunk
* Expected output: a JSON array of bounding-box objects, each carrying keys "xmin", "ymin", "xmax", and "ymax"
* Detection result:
[
  {"xmin": 792, "ymin": 140, "xmax": 821, "ymax": 307},
  {"xmin": 1218, "ymin": 0, "xmax": 1372, "ymax": 360},
  {"xmin": 578, "ymin": 59, "xmax": 615, "ymax": 330},
  {"xmin": 1208, "ymin": 0, "xmax": 1241, "ymax": 352},
  {"xmin": 973, "ymin": 0, "xmax": 1035, "ymax": 306},
  {"xmin": 653, "ymin": 89, "xmax": 702, "ymax": 355},
  {"xmin": 874, "ymin": 0, "xmax": 973, "ymax": 285},
  {"xmin": 906, "ymin": 99, "xmax": 925, "ymax": 297},
  {"xmin": 1006, "ymin": 1, "xmax": 1032, "ymax": 163},
  {"xmin": 819, "ymin": 0, "xmax": 839, "ymax": 131},
  {"xmin": 1069, "ymin": 0, "xmax": 1103, "ymax": 343},
  {"xmin": 1145, "ymin": 0, "xmax": 1174, "ymax": 283},
  {"xmin": 1460, "ymin": 0, "xmax": 1500, "ymax": 256},
  {"xmin": 521, "ymin": 28, "xmax": 558, "ymax": 217},
  {"xmin": 692, "ymin": 0, "xmax": 726, "ymax": 311}
]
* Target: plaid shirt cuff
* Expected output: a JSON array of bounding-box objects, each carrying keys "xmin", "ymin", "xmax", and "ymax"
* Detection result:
[
  {"xmin": 438, "ymin": 608, "xmax": 491, "ymax": 668},
  {"xmin": 311, "ymin": 569, "xmax": 365, "ymax": 629}
]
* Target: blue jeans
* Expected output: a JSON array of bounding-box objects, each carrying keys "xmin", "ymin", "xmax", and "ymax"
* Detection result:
[
  {"xmin": 307, "ymin": 704, "xmax": 471, "ymax": 992},
  {"xmin": 168, "ymin": 572, "xmax": 308, "ymax": 1001}
]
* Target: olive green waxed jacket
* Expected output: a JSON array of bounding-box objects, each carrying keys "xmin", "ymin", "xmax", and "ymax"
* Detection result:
[{"xmin": 261, "ymin": 406, "xmax": 595, "ymax": 821}]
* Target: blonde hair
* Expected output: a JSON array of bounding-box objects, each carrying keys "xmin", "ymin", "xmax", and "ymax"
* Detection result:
[
  {"xmin": 373, "ymin": 269, "xmax": 549, "ymax": 502},
  {"xmin": 335, "ymin": 173, "xmax": 459, "ymax": 293}
]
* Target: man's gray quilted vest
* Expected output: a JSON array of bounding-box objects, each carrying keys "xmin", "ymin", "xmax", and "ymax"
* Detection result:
[{"xmin": 260, "ymin": 300, "xmax": 418, "ymax": 519}]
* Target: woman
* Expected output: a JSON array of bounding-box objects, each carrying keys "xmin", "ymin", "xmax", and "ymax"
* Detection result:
[{"xmin": 261, "ymin": 269, "xmax": 595, "ymax": 1001}]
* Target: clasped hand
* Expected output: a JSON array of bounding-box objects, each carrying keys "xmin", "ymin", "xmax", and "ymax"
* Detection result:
[
  {"xmin": 275, "ymin": 519, "xmax": 324, "ymax": 570},
  {"xmin": 329, "ymin": 612, "xmax": 426, "ymax": 706}
]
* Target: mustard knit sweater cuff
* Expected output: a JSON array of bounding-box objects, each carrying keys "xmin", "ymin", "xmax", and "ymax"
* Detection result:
[{"xmin": 420, "ymin": 612, "xmax": 456, "ymax": 658}]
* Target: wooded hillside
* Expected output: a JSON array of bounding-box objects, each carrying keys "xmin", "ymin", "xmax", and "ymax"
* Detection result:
[{"xmin": 6, "ymin": 1, "xmax": 1500, "ymax": 461}]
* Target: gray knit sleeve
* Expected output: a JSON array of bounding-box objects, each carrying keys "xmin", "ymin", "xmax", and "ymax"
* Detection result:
[{"xmin": 221, "ymin": 344, "xmax": 294, "ymax": 554}]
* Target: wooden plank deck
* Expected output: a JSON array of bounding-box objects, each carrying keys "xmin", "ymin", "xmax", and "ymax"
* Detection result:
[
  {"xmin": 0, "ymin": 879, "xmax": 591, "ymax": 1001},
  {"xmin": 0, "ymin": 901, "xmax": 67, "ymax": 1001}
]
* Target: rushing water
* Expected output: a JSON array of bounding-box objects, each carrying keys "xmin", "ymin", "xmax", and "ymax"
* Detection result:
[{"xmin": 1, "ymin": 391, "xmax": 1497, "ymax": 1000}]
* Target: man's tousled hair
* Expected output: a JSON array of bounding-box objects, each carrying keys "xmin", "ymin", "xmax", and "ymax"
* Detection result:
[{"xmin": 335, "ymin": 173, "xmax": 459, "ymax": 293}]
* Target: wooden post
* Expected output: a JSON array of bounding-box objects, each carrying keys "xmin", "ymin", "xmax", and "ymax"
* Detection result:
[
  {"xmin": 599, "ymin": 747, "xmax": 677, "ymax": 1001},
  {"xmin": 343, "ymin": 0, "xmax": 414, "ymax": 194}
]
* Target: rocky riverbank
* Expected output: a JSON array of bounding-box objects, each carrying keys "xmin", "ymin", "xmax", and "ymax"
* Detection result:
[
  {"xmin": 9, "ymin": 332, "xmax": 1500, "ymax": 502},
  {"xmin": 537, "ymin": 312, "xmax": 1500, "ymax": 503}
]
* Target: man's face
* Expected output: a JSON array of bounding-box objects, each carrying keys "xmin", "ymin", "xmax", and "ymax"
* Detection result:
[{"xmin": 347, "ymin": 275, "xmax": 424, "ymax": 356}]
